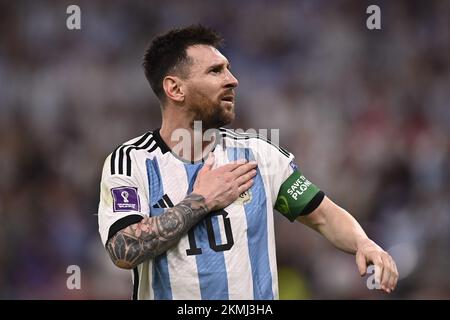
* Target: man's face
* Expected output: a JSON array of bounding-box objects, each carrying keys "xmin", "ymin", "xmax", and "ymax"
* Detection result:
[{"xmin": 182, "ymin": 45, "xmax": 239, "ymax": 130}]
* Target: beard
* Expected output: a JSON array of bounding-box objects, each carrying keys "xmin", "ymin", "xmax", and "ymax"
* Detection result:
[{"xmin": 189, "ymin": 99, "xmax": 235, "ymax": 130}]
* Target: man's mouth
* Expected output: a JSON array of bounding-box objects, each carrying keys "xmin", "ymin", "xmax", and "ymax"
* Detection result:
[{"xmin": 221, "ymin": 95, "xmax": 234, "ymax": 102}]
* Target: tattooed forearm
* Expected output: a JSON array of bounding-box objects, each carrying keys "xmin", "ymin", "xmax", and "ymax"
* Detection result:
[{"xmin": 106, "ymin": 193, "xmax": 209, "ymax": 269}]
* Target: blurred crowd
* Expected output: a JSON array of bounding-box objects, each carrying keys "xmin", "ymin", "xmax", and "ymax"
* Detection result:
[{"xmin": 0, "ymin": 0, "xmax": 449, "ymax": 299}]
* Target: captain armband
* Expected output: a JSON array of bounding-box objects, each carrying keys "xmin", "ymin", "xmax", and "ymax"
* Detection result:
[{"xmin": 274, "ymin": 170, "xmax": 325, "ymax": 222}]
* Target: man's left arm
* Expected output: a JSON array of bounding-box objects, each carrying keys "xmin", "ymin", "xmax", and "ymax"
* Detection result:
[
  {"xmin": 262, "ymin": 140, "xmax": 399, "ymax": 294},
  {"xmin": 297, "ymin": 196, "xmax": 399, "ymax": 293}
]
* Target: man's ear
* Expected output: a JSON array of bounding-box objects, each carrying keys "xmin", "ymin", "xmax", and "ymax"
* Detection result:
[{"xmin": 163, "ymin": 76, "xmax": 185, "ymax": 102}]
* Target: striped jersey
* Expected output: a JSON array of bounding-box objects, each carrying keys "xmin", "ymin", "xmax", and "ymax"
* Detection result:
[{"xmin": 98, "ymin": 128, "xmax": 323, "ymax": 300}]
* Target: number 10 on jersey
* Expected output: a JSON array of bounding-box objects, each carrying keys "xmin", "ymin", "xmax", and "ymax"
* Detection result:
[{"xmin": 186, "ymin": 210, "xmax": 234, "ymax": 255}]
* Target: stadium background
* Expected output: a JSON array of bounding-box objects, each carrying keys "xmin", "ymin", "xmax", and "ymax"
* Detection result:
[{"xmin": 0, "ymin": 0, "xmax": 449, "ymax": 299}]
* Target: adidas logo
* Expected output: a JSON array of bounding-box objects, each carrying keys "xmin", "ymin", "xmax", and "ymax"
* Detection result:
[{"xmin": 152, "ymin": 194, "xmax": 174, "ymax": 208}]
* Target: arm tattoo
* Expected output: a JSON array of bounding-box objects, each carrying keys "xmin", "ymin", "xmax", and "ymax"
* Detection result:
[{"xmin": 106, "ymin": 193, "xmax": 208, "ymax": 269}]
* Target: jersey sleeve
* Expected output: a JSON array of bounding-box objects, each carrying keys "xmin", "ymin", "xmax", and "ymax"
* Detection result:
[
  {"xmin": 97, "ymin": 152, "xmax": 149, "ymax": 246},
  {"xmin": 264, "ymin": 143, "xmax": 324, "ymax": 222}
]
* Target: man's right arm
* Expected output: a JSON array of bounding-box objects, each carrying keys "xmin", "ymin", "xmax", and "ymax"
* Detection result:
[
  {"xmin": 106, "ymin": 193, "xmax": 208, "ymax": 269},
  {"xmin": 105, "ymin": 154, "xmax": 257, "ymax": 270}
]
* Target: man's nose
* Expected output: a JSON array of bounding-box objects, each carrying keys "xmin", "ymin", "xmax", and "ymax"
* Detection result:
[{"xmin": 225, "ymin": 69, "xmax": 239, "ymax": 88}]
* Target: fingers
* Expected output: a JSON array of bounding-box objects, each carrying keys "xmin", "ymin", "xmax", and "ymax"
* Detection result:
[
  {"xmin": 194, "ymin": 157, "xmax": 258, "ymax": 211},
  {"xmin": 235, "ymin": 169, "xmax": 257, "ymax": 187},
  {"xmin": 232, "ymin": 160, "xmax": 257, "ymax": 172},
  {"xmin": 386, "ymin": 254, "xmax": 399, "ymax": 292},
  {"xmin": 380, "ymin": 253, "xmax": 400, "ymax": 293},
  {"xmin": 215, "ymin": 159, "xmax": 249, "ymax": 172},
  {"xmin": 379, "ymin": 255, "xmax": 392, "ymax": 293},
  {"xmin": 215, "ymin": 159, "xmax": 258, "ymax": 174},
  {"xmin": 201, "ymin": 152, "xmax": 215, "ymax": 172},
  {"xmin": 232, "ymin": 162, "xmax": 258, "ymax": 180},
  {"xmin": 356, "ymin": 252, "xmax": 367, "ymax": 276},
  {"xmin": 237, "ymin": 178, "xmax": 254, "ymax": 194},
  {"xmin": 391, "ymin": 257, "xmax": 399, "ymax": 290},
  {"xmin": 371, "ymin": 252, "xmax": 399, "ymax": 293}
]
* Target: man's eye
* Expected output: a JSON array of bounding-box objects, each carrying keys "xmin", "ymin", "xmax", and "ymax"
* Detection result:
[{"xmin": 210, "ymin": 68, "xmax": 221, "ymax": 74}]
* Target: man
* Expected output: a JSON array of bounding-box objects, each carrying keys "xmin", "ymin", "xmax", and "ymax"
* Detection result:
[{"xmin": 98, "ymin": 25, "xmax": 398, "ymax": 299}]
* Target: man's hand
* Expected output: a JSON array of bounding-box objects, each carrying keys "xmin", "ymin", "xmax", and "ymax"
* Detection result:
[
  {"xmin": 193, "ymin": 153, "xmax": 257, "ymax": 211},
  {"xmin": 356, "ymin": 238, "xmax": 399, "ymax": 293},
  {"xmin": 298, "ymin": 197, "xmax": 399, "ymax": 294}
]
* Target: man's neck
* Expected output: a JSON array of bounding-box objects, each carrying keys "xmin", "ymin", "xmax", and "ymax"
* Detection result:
[{"xmin": 160, "ymin": 115, "xmax": 216, "ymax": 163}]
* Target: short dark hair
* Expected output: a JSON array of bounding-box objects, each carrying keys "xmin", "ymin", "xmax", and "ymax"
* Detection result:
[{"xmin": 142, "ymin": 25, "xmax": 224, "ymax": 102}]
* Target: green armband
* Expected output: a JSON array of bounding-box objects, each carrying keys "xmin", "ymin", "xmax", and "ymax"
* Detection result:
[{"xmin": 275, "ymin": 170, "xmax": 321, "ymax": 221}]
